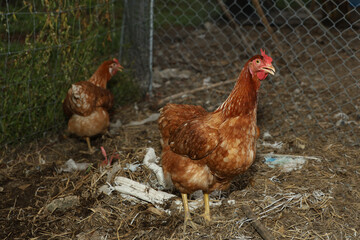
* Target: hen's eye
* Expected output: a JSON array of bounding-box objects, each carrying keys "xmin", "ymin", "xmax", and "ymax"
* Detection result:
[{"xmin": 256, "ymin": 60, "xmax": 260, "ymax": 64}]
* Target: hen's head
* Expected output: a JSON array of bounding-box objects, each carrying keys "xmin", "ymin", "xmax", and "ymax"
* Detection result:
[
  {"xmin": 248, "ymin": 49, "xmax": 275, "ymax": 80},
  {"xmin": 108, "ymin": 58, "xmax": 124, "ymax": 76}
]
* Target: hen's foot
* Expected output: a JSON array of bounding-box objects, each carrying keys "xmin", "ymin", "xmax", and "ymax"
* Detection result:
[
  {"xmin": 200, "ymin": 213, "xmax": 211, "ymax": 226},
  {"xmin": 183, "ymin": 217, "xmax": 199, "ymax": 233},
  {"xmin": 80, "ymin": 137, "xmax": 96, "ymax": 154},
  {"xmin": 79, "ymin": 147, "xmax": 96, "ymax": 155},
  {"xmin": 62, "ymin": 129, "xmax": 70, "ymax": 139}
]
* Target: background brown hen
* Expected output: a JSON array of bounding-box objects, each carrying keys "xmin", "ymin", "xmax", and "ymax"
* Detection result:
[{"xmin": 63, "ymin": 58, "xmax": 123, "ymax": 153}]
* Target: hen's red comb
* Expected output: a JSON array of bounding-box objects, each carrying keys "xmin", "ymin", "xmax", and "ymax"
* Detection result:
[
  {"xmin": 113, "ymin": 58, "xmax": 120, "ymax": 64},
  {"xmin": 260, "ymin": 49, "xmax": 272, "ymax": 64}
]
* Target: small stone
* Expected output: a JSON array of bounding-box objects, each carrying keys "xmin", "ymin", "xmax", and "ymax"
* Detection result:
[{"xmin": 45, "ymin": 195, "xmax": 80, "ymax": 213}]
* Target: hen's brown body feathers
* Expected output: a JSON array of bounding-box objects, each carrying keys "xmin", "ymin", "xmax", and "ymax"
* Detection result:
[
  {"xmin": 63, "ymin": 81, "xmax": 114, "ymax": 138},
  {"xmin": 63, "ymin": 81, "xmax": 114, "ymax": 118},
  {"xmin": 159, "ymin": 79, "xmax": 258, "ymax": 194}
]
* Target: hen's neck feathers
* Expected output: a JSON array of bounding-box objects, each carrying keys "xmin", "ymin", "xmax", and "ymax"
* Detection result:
[
  {"xmin": 88, "ymin": 62, "xmax": 111, "ymax": 88},
  {"xmin": 216, "ymin": 61, "xmax": 260, "ymax": 118}
]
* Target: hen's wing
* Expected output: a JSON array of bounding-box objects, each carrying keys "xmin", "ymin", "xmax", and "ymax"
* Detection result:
[
  {"xmin": 159, "ymin": 104, "xmax": 207, "ymax": 139},
  {"xmin": 159, "ymin": 104, "xmax": 220, "ymax": 160},
  {"xmin": 63, "ymin": 81, "xmax": 114, "ymax": 117}
]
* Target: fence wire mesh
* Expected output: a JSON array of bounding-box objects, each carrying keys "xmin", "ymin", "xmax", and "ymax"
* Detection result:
[{"xmin": 153, "ymin": 0, "xmax": 360, "ymax": 145}]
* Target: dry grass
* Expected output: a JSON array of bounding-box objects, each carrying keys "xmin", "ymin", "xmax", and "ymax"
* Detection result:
[{"xmin": 1, "ymin": 99, "xmax": 359, "ymax": 239}]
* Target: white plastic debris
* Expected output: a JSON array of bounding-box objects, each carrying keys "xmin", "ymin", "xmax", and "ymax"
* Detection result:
[
  {"xmin": 334, "ymin": 112, "xmax": 358, "ymax": 127},
  {"xmin": 143, "ymin": 148, "xmax": 167, "ymax": 188},
  {"xmin": 261, "ymin": 141, "xmax": 283, "ymax": 149},
  {"xmin": 98, "ymin": 184, "xmax": 115, "ymax": 195},
  {"xmin": 335, "ymin": 112, "xmax": 349, "ymax": 126},
  {"xmin": 262, "ymin": 131, "xmax": 272, "ymax": 139},
  {"xmin": 109, "ymin": 119, "xmax": 122, "ymax": 134},
  {"xmin": 334, "ymin": 112, "xmax": 349, "ymax": 120},
  {"xmin": 58, "ymin": 159, "xmax": 91, "ymax": 173},
  {"xmin": 263, "ymin": 154, "xmax": 321, "ymax": 172},
  {"xmin": 123, "ymin": 163, "xmax": 141, "ymax": 172},
  {"xmin": 134, "ymin": 102, "xmax": 139, "ymax": 113},
  {"xmin": 152, "ymin": 82, "xmax": 162, "ymax": 88},
  {"xmin": 312, "ymin": 190, "xmax": 326, "ymax": 202},
  {"xmin": 38, "ymin": 155, "xmax": 46, "ymax": 165},
  {"xmin": 126, "ymin": 113, "xmax": 160, "ymax": 126},
  {"xmin": 202, "ymin": 76, "xmax": 211, "ymax": 86},
  {"xmin": 109, "ymin": 119, "xmax": 122, "ymax": 129},
  {"xmin": 204, "ymin": 21, "xmax": 217, "ymax": 32}
]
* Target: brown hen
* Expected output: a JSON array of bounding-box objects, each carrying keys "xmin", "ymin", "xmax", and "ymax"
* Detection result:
[
  {"xmin": 63, "ymin": 58, "xmax": 123, "ymax": 153},
  {"xmin": 158, "ymin": 49, "xmax": 275, "ymax": 229}
]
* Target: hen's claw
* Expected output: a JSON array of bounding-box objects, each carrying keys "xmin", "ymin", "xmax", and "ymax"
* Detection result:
[
  {"xmin": 79, "ymin": 137, "xmax": 96, "ymax": 154},
  {"xmin": 79, "ymin": 149, "xmax": 96, "ymax": 154},
  {"xmin": 183, "ymin": 217, "xmax": 198, "ymax": 233},
  {"xmin": 79, "ymin": 148, "xmax": 96, "ymax": 154}
]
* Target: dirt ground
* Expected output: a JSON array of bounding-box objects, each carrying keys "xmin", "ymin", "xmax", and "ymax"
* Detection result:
[{"xmin": 1, "ymin": 24, "xmax": 360, "ymax": 239}]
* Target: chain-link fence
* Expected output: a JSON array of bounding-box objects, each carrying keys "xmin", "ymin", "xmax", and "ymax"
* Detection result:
[{"xmin": 153, "ymin": 0, "xmax": 360, "ymax": 145}]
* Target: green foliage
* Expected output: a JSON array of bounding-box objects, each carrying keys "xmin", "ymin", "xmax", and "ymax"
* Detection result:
[{"xmin": 0, "ymin": 0, "xmax": 139, "ymax": 146}]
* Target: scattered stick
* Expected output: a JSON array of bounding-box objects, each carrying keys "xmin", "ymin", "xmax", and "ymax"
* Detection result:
[
  {"xmin": 113, "ymin": 176, "xmax": 176, "ymax": 206},
  {"xmin": 241, "ymin": 205, "xmax": 275, "ymax": 240},
  {"xmin": 157, "ymin": 78, "xmax": 236, "ymax": 105},
  {"xmin": 108, "ymin": 176, "xmax": 224, "ymax": 212}
]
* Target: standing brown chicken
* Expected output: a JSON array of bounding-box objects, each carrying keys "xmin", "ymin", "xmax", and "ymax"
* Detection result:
[
  {"xmin": 63, "ymin": 58, "xmax": 123, "ymax": 153},
  {"xmin": 158, "ymin": 49, "xmax": 275, "ymax": 228}
]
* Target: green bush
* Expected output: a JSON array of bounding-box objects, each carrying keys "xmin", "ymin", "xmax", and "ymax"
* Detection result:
[{"xmin": 0, "ymin": 0, "xmax": 140, "ymax": 146}]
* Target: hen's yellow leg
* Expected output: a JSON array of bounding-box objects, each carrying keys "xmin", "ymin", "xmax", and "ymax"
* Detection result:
[
  {"xmin": 80, "ymin": 137, "xmax": 95, "ymax": 154},
  {"xmin": 85, "ymin": 137, "xmax": 92, "ymax": 151},
  {"xmin": 203, "ymin": 193, "xmax": 211, "ymax": 223},
  {"xmin": 181, "ymin": 193, "xmax": 197, "ymax": 232}
]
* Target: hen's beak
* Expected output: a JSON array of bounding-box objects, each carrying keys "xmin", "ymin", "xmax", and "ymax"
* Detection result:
[
  {"xmin": 113, "ymin": 58, "xmax": 123, "ymax": 72},
  {"xmin": 117, "ymin": 64, "xmax": 124, "ymax": 72},
  {"xmin": 261, "ymin": 65, "xmax": 275, "ymax": 75}
]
